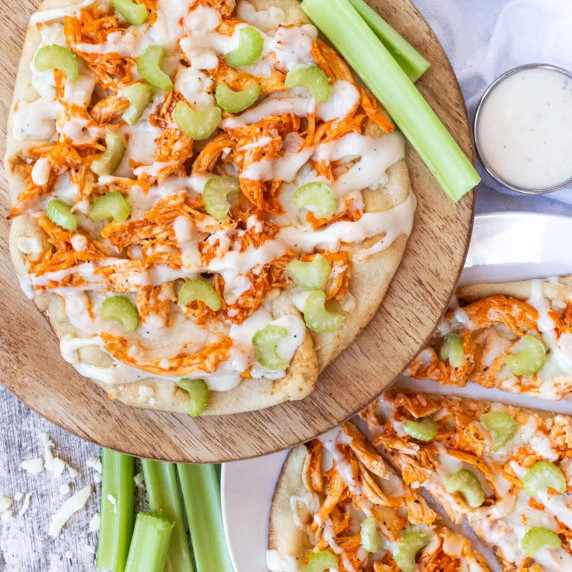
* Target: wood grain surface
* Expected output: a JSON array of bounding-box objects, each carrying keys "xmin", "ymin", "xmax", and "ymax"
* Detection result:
[{"xmin": 0, "ymin": 0, "xmax": 475, "ymax": 463}]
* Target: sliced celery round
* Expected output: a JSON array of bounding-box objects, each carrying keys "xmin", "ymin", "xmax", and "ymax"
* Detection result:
[
  {"xmin": 303, "ymin": 291, "xmax": 344, "ymax": 333},
  {"xmin": 224, "ymin": 26, "xmax": 264, "ymax": 67},
  {"xmin": 292, "ymin": 182, "xmax": 336, "ymax": 220},
  {"xmin": 285, "ymin": 64, "xmax": 331, "ymax": 103},
  {"xmin": 91, "ymin": 132, "xmax": 127, "ymax": 176},
  {"xmin": 111, "ymin": 0, "xmax": 148, "ymax": 25},
  {"xmin": 439, "ymin": 333, "xmax": 463, "ymax": 368},
  {"xmin": 361, "ymin": 517, "xmax": 383, "ymax": 553},
  {"xmin": 121, "ymin": 82, "xmax": 154, "ymax": 125},
  {"xmin": 286, "ymin": 255, "xmax": 331, "ymax": 291},
  {"xmin": 100, "ymin": 295, "xmax": 139, "ymax": 332},
  {"xmin": 505, "ymin": 335, "xmax": 546, "ymax": 376},
  {"xmin": 402, "ymin": 417, "xmax": 438, "ymax": 442},
  {"xmin": 252, "ymin": 325, "xmax": 288, "ymax": 370},
  {"xmin": 393, "ymin": 531, "xmax": 430, "ymax": 572},
  {"xmin": 177, "ymin": 378, "xmax": 209, "ymax": 417},
  {"xmin": 174, "ymin": 102, "xmax": 221, "ymax": 141},
  {"xmin": 202, "ymin": 176, "xmax": 240, "ymax": 219},
  {"xmin": 215, "ymin": 82, "xmax": 261, "ymax": 114},
  {"xmin": 521, "ymin": 527, "xmax": 561, "ymax": 558},
  {"xmin": 89, "ymin": 191, "xmax": 131, "ymax": 223},
  {"xmin": 178, "ymin": 280, "xmax": 221, "ymax": 311},
  {"xmin": 445, "ymin": 469, "xmax": 485, "ymax": 508},
  {"xmin": 137, "ymin": 46, "xmax": 173, "ymax": 91},
  {"xmin": 46, "ymin": 199, "xmax": 78, "ymax": 231},
  {"xmin": 34, "ymin": 45, "xmax": 78, "ymax": 82},
  {"xmin": 522, "ymin": 461, "xmax": 566, "ymax": 496},
  {"xmin": 481, "ymin": 411, "xmax": 518, "ymax": 452},
  {"xmin": 307, "ymin": 551, "xmax": 338, "ymax": 572}
]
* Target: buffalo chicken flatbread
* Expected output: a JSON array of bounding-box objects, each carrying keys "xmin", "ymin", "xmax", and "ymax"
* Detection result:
[
  {"xmin": 407, "ymin": 277, "xmax": 572, "ymax": 401},
  {"xmin": 6, "ymin": 0, "xmax": 416, "ymax": 414},
  {"xmin": 267, "ymin": 422, "xmax": 489, "ymax": 572},
  {"xmin": 363, "ymin": 389, "xmax": 572, "ymax": 571}
]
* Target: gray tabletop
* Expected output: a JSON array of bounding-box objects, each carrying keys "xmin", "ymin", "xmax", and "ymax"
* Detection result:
[{"xmin": 1, "ymin": 0, "xmax": 571, "ymax": 570}]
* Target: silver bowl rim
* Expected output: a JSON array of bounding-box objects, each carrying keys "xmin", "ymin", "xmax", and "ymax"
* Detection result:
[{"xmin": 473, "ymin": 63, "xmax": 572, "ymax": 195}]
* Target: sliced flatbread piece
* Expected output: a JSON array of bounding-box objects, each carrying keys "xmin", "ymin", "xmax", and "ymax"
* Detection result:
[
  {"xmin": 364, "ymin": 388, "xmax": 572, "ymax": 571},
  {"xmin": 406, "ymin": 276, "xmax": 572, "ymax": 400},
  {"xmin": 267, "ymin": 421, "xmax": 489, "ymax": 571}
]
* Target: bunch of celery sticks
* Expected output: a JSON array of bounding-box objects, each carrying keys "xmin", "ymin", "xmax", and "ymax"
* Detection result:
[{"xmin": 95, "ymin": 449, "xmax": 233, "ymax": 572}]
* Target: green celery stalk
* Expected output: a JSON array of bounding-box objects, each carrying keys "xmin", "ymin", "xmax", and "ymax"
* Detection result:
[
  {"xmin": 301, "ymin": 0, "xmax": 480, "ymax": 202},
  {"xmin": 125, "ymin": 513, "xmax": 174, "ymax": 572},
  {"xmin": 348, "ymin": 0, "xmax": 430, "ymax": 82},
  {"xmin": 177, "ymin": 464, "xmax": 234, "ymax": 572},
  {"xmin": 141, "ymin": 460, "xmax": 194, "ymax": 572},
  {"xmin": 96, "ymin": 449, "xmax": 135, "ymax": 572}
]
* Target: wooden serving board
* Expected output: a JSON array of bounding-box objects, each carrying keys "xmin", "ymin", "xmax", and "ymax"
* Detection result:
[{"xmin": 0, "ymin": 0, "xmax": 475, "ymax": 462}]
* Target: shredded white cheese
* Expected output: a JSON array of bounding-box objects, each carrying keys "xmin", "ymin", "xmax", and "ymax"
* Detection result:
[
  {"xmin": 59, "ymin": 483, "xmax": 71, "ymax": 496},
  {"xmin": 134, "ymin": 472, "xmax": 145, "ymax": 489},
  {"xmin": 20, "ymin": 457, "xmax": 44, "ymax": 475},
  {"xmin": 86, "ymin": 456, "xmax": 102, "ymax": 473},
  {"xmin": 17, "ymin": 493, "xmax": 33, "ymax": 517},
  {"xmin": 89, "ymin": 512, "xmax": 101, "ymax": 532},
  {"xmin": 48, "ymin": 486, "xmax": 92, "ymax": 538},
  {"xmin": 41, "ymin": 432, "xmax": 67, "ymax": 477}
]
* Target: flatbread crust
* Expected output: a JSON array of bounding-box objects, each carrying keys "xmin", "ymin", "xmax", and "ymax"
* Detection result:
[
  {"xmin": 267, "ymin": 446, "xmax": 313, "ymax": 568},
  {"xmin": 6, "ymin": 0, "xmax": 414, "ymax": 414},
  {"xmin": 457, "ymin": 275, "xmax": 572, "ymax": 305}
]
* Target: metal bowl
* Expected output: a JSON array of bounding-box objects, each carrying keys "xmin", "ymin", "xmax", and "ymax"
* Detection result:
[{"xmin": 473, "ymin": 63, "xmax": 572, "ymax": 195}]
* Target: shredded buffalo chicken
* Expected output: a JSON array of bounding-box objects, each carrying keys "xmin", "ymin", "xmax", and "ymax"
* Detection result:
[
  {"xmin": 11, "ymin": 0, "xmax": 404, "ymax": 380},
  {"xmin": 363, "ymin": 389, "xmax": 572, "ymax": 570},
  {"xmin": 293, "ymin": 422, "xmax": 489, "ymax": 571},
  {"xmin": 406, "ymin": 293, "xmax": 572, "ymax": 398}
]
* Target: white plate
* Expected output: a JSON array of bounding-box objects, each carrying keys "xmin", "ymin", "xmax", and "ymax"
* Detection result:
[{"xmin": 221, "ymin": 212, "xmax": 572, "ymax": 572}]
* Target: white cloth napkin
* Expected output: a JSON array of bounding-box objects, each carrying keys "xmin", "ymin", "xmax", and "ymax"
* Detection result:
[{"xmin": 412, "ymin": 0, "xmax": 572, "ymax": 214}]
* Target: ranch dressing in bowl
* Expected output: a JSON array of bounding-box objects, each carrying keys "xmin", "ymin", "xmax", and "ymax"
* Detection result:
[{"xmin": 474, "ymin": 64, "xmax": 572, "ymax": 194}]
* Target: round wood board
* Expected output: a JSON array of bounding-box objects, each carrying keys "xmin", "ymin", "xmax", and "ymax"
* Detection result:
[{"xmin": 0, "ymin": 0, "xmax": 475, "ymax": 463}]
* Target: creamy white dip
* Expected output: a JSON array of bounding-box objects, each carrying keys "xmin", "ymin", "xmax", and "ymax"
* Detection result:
[{"xmin": 476, "ymin": 66, "xmax": 572, "ymax": 191}]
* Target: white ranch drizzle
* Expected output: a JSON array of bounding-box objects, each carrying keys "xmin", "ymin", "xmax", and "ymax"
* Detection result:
[
  {"xmin": 314, "ymin": 132, "xmax": 406, "ymax": 195},
  {"xmin": 529, "ymin": 280, "xmax": 572, "ymax": 373},
  {"xmin": 31, "ymin": 158, "xmax": 51, "ymax": 186},
  {"xmin": 317, "ymin": 80, "xmax": 360, "ymax": 123},
  {"xmin": 222, "ymin": 94, "xmax": 316, "ymax": 129},
  {"xmin": 143, "ymin": 0, "xmax": 188, "ymax": 49},
  {"xmin": 236, "ymin": 1, "xmax": 285, "ymax": 32},
  {"xmin": 289, "ymin": 491, "xmax": 320, "ymax": 533},
  {"xmin": 30, "ymin": 0, "xmax": 98, "ymax": 25},
  {"xmin": 16, "ymin": 0, "xmax": 416, "ymax": 391},
  {"xmin": 265, "ymin": 550, "xmax": 300, "ymax": 572},
  {"xmin": 279, "ymin": 192, "xmax": 416, "ymax": 255},
  {"xmin": 12, "ymin": 99, "xmax": 61, "ymax": 141},
  {"xmin": 240, "ymin": 146, "xmax": 314, "ymax": 182},
  {"xmin": 272, "ymin": 26, "xmax": 315, "ymax": 71},
  {"xmin": 60, "ymin": 334, "xmax": 151, "ymax": 383}
]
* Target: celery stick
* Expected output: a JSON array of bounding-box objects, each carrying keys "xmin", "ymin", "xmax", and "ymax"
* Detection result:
[
  {"xmin": 96, "ymin": 449, "xmax": 135, "ymax": 572},
  {"xmin": 125, "ymin": 513, "xmax": 174, "ymax": 572},
  {"xmin": 301, "ymin": 0, "xmax": 480, "ymax": 202},
  {"xmin": 348, "ymin": 0, "xmax": 430, "ymax": 82},
  {"xmin": 141, "ymin": 460, "xmax": 194, "ymax": 572},
  {"xmin": 177, "ymin": 464, "xmax": 234, "ymax": 572}
]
